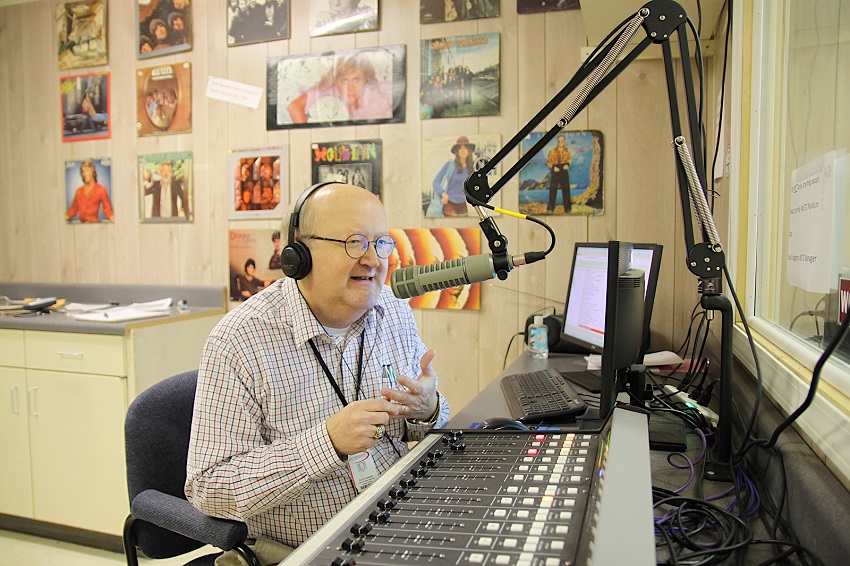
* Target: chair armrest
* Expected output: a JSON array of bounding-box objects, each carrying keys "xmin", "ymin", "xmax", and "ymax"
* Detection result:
[{"xmin": 131, "ymin": 489, "xmax": 249, "ymax": 551}]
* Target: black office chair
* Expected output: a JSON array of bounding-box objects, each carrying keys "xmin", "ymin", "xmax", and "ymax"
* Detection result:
[{"xmin": 123, "ymin": 369, "xmax": 260, "ymax": 566}]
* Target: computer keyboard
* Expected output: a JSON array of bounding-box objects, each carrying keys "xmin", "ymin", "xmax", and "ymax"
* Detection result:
[{"xmin": 500, "ymin": 368, "xmax": 589, "ymax": 423}]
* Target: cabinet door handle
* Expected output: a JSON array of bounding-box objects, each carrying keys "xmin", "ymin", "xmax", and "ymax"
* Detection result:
[
  {"xmin": 56, "ymin": 350, "xmax": 84, "ymax": 360},
  {"xmin": 27, "ymin": 386, "xmax": 38, "ymax": 416},
  {"xmin": 10, "ymin": 385, "xmax": 19, "ymax": 414}
]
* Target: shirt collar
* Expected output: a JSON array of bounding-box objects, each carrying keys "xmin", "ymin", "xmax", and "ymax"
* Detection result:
[{"xmin": 280, "ymin": 277, "xmax": 386, "ymax": 346}]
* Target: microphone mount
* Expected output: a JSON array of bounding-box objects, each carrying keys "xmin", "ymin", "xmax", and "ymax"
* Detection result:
[{"xmin": 463, "ymin": 0, "xmax": 734, "ymax": 478}]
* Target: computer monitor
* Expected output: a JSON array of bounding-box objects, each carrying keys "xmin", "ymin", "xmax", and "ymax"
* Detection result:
[
  {"xmin": 598, "ymin": 241, "xmax": 646, "ymax": 419},
  {"xmin": 560, "ymin": 242, "xmax": 662, "ymax": 359}
]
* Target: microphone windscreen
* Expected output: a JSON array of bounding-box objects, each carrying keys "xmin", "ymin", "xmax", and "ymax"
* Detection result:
[{"xmin": 390, "ymin": 254, "xmax": 496, "ymax": 299}]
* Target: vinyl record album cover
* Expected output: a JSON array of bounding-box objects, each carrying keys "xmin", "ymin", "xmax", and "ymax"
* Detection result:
[
  {"xmin": 61, "ymin": 72, "xmax": 110, "ymax": 142},
  {"xmin": 267, "ymin": 45, "xmax": 405, "ymax": 130},
  {"xmin": 137, "ymin": 0, "xmax": 191, "ymax": 58},
  {"xmin": 136, "ymin": 62, "xmax": 192, "ymax": 137},
  {"xmin": 227, "ymin": 0, "xmax": 289, "ymax": 46},
  {"xmin": 138, "ymin": 151, "xmax": 193, "ymax": 223},
  {"xmin": 57, "ymin": 0, "xmax": 107, "ymax": 70},
  {"xmin": 227, "ymin": 147, "xmax": 288, "ymax": 220},
  {"xmin": 64, "ymin": 157, "xmax": 113, "ymax": 223},
  {"xmin": 311, "ymin": 139, "xmax": 382, "ymax": 199},
  {"xmin": 420, "ymin": 33, "xmax": 500, "ymax": 119},
  {"xmin": 518, "ymin": 130, "xmax": 604, "ymax": 215},
  {"xmin": 386, "ymin": 227, "xmax": 482, "ymax": 310}
]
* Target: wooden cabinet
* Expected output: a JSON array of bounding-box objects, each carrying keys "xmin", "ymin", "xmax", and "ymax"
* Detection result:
[
  {"xmin": 0, "ymin": 330, "xmax": 33, "ymax": 518},
  {"xmin": 26, "ymin": 369, "xmax": 126, "ymax": 534},
  {"xmin": 0, "ymin": 312, "xmax": 222, "ymax": 538}
]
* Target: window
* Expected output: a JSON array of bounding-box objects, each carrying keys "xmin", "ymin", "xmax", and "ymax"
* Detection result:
[{"xmin": 739, "ymin": 0, "xmax": 850, "ymax": 476}]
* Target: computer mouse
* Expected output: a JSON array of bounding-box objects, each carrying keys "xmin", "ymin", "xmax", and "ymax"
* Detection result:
[{"xmin": 477, "ymin": 417, "xmax": 530, "ymax": 431}]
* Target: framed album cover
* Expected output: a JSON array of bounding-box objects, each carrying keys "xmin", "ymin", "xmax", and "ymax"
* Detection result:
[
  {"xmin": 518, "ymin": 130, "xmax": 605, "ymax": 216},
  {"xmin": 420, "ymin": 0, "xmax": 499, "ymax": 24},
  {"xmin": 57, "ymin": 0, "xmax": 107, "ymax": 70},
  {"xmin": 137, "ymin": 0, "xmax": 191, "ymax": 59},
  {"xmin": 61, "ymin": 72, "xmax": 110, "ymax": 142},
  {"xmin": 421, "ymin": 133, "xmax": 501, "ymax": 218},
  {"xmin": 64, "ymin": 157, "xmax": 114, "ymax": 223},
  {"xmin": 420, "ymin": 33, "xmax": 500, "ymax": 119},
  {"xmin": 309, "ymin": 0, "xmax": 378, "ymax": 37},
  {"xmin": 311, "ymin": 139, "xmax": 382, "ymax": 199},
  {"xmin": 228, "ymin": 228, "xmax": 282, "ymax": 302},
  {"xmin": 517, "ymin": 0, "xmax": 579, "ymax": 14},
  {"xmin": 227, "ymin": 0, "xmax": 289, "ymax": 46},
  {"xmin": 227, "ymin": 147, "xmax": 288, "ymax": 220},
  {"xmin": 136, "ymin": 62, "xmax": 192, "ymax": 137},
  {"xmin": 267, "ymin": 45, "xmax": 405, "ymax": 130},
  {"xmin": 138, "ymin": 151, "xmax": 193, "ymax": 223}
]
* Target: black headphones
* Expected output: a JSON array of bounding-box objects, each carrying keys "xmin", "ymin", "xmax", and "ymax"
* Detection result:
[{"xmin": 280, "ymin": 182, "xmax": 339, "ymax": 279}]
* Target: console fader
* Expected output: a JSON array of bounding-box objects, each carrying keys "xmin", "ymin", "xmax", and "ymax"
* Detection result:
[{"xmin": 281, "ymin": 409, "xmax": 658, "ymax": 566}]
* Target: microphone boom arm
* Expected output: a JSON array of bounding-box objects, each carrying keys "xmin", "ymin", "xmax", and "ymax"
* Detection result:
[{"xmin": 461, "ymin": 0, "xmax": 733, "ymax": 477}]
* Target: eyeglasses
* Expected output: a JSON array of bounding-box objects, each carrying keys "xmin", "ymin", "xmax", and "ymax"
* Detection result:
[{"xmin": 304, "ymin": 234, "xmax": 396, "ymax": 259}]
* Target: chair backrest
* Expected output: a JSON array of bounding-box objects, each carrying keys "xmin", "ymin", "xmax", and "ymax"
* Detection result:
[{"xmin": 125, "ymin": 369, "xmax": 202, "ymax": 557}]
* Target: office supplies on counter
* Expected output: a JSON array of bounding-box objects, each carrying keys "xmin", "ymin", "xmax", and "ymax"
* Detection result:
[{"xmin": 72, "ymin": 298, "xmax": 173, "ymax": 323}]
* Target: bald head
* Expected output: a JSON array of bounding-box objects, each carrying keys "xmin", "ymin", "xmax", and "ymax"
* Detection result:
[{"xmin": 291, "ymin": 183, "xmax": 384, "ymax": 244}]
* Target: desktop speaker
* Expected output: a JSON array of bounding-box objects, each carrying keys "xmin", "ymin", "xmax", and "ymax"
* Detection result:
[{"xmin": 524, "ymin": 313, "xmax": 592, "ymax": 354}]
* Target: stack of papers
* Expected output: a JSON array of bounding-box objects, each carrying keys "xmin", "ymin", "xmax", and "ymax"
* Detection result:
[
  {"xmin": 72, "ymin": 299, "xmax": 172, "ymax": 323},
  {"xmin": 584, "ymin": 351, "xmax": 684, "ymax": 370}
]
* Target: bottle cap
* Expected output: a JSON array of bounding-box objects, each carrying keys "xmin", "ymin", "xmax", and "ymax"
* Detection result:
[{"xmin": 534, "ymin": 315, "xmax": 544, "ymax": 325}]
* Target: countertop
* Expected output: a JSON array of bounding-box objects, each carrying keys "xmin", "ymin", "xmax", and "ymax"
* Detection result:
[{"xmin": 0, "ymin": 282, "xmax": 227, "ymax": 335}]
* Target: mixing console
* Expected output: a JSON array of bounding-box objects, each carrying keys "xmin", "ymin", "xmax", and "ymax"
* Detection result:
[{"xmin": 282, "ymin": 408, "xmax": 653, "ymax": 566}]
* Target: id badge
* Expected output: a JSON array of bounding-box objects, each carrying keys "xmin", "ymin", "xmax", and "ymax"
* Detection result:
[{"xmin": 347, "ymin": 448, "xmax": 380, "ymax": 493}]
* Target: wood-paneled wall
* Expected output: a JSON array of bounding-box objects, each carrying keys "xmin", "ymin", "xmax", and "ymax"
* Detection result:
[{"xmin": 0, "ymin": 1, "xmax": 724, "ymax": 415}]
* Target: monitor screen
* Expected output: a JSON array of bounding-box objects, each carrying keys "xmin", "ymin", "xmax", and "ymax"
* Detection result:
[
  {"xmin": 560, "ymin": 242, "xmax": 662, "ymax": 357},
  {"xmin": 561, "ymin": 243, "xmax": 609, "ymax": 352}
]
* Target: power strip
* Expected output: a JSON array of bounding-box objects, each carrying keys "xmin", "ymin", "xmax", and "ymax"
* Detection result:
[{"xmin": 662, "ymin": 385, "xmax": 719, "ymax": 427}]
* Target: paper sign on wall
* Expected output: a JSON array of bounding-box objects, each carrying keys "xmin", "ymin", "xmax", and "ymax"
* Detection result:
[{"xmin": 787, "ymin": 151, "xmax": 841, "ymax": 293}]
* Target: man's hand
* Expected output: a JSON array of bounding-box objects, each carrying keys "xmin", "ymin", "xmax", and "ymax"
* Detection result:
[
  {"xmin": 326, "ymin": 398, "xmax": 401, "ymax": 456},
  {"xmin": 381, "ymin": 349, "xmax": 438, "ymax": 422}
]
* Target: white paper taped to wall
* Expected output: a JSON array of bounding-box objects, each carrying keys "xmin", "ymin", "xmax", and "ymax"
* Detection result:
[{"xmin": 787, "ymin": 150, "xmax": 845, "ymax": 293}]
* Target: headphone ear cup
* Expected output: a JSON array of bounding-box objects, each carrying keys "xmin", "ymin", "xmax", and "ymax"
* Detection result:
[{"xmin": 281, "ymin": 242, "xmax": 312, "ymax": 280}]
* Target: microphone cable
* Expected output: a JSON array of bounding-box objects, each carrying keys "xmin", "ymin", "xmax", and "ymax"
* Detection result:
[{"xmin": 464, "ymin": 186, "xmax": 557, "ymax": 258}]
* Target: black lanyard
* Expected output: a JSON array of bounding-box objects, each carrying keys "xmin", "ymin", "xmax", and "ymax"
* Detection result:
[{"xmin": 308, "ymin": 331, "xmax": 365, "ymax": 407}]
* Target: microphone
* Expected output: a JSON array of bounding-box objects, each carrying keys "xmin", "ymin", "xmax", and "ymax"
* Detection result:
[{"xmin": 391, "ymin": 251, "xmax": 545, "ymax": 299}]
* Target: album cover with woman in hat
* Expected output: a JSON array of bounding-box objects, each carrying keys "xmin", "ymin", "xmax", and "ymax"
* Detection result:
[{"xmin": 421, "ymin": 133, "xmax": 501, "ymax": 218}]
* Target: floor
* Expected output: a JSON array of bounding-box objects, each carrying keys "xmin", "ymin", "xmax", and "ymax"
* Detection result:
[{"xmin": 0, "ymin": 529, "xmax": 215, "ymax": 565}]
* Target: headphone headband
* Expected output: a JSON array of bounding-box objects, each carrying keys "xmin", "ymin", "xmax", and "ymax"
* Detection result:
[{"xmin": 287, "ymin": 181, "xmax": 339, "ymax": 246}]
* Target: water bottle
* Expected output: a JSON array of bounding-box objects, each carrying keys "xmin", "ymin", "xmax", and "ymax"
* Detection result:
[{"xmin": 528, "ymin": 315, "xmax": 549, "ymax": 359}]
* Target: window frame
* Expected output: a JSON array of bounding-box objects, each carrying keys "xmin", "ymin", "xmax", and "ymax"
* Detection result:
[{"xmin": 733, "ymin": 0, "xmax": 850, "ymax": 483}]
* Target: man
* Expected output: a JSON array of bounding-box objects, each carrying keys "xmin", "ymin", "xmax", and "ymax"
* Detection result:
[
  {"xmin": 268, "ymin": 230, "xmax": 282, "ymax": 270},
  {"xmin": 186, "ymin": 184, "xmax": 449, "ymax": 551},
  {"xmin": 80, "ymin": 91, "xmax": 97, "ymax": 132},
  {"xmin": 144, "ymin": 160, "xmax": 188, "ymax": 218},
  {"xmin": 65, "ymin": 159, "xmax": 114, "ymax": 223},
  {"xmin": 546, "ymin": 134, "xmax": 572, "ymax": 214},
  {"xmin": 149, "ymin": 18, "xmax": 171, "ymax": 49}
]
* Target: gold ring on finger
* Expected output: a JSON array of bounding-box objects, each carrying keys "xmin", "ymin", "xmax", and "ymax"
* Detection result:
[{"xmin": 373, "ymin": 424, "xmax": 385, "ymax": 440}]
